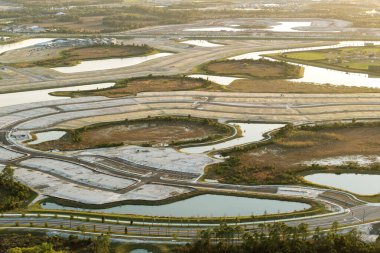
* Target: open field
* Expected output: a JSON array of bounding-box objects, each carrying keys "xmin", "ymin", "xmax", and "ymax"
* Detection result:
[
  {"xmin": 206, "ymin": 122, "xmax": 380, "ymax": 185},
  {"xmin": 227, "ymin": 79, "xmax": 380, "ymax": 93},
  {"xmin": 12, "ymin": 45, "xmax": 156, "ymax": 68},
  {"xmin": 30, "ymin": 117, "xmax": 233, "ymax": 151},
  {"xmin": 202, "ymin": 59, "xmax": 304, "ymax": 79},
  {"xmin": 269, "ymin": 46, "xmax": 380, "ymax": 75},
  {"xmin": 51, "ymin": 76, "xmax": 220, "ymax": 98}
]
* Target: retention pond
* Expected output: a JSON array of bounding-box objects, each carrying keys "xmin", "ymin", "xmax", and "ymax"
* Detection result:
[{"xmin": 42, "ymin": 194, "xmax": 310, "ymax": 217}]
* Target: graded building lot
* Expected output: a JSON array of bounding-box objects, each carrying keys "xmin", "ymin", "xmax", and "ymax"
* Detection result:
[
  {"xmin": 43, "ymin": 94, "xmax": 380, "ymax": 131},
  {"xmin": 0, "ymin": 107, "xmax": 58, "ymax": 128},
  {"xmin": 0, "ymin": 146, "xmax": 24, "ymax": 161},
  {"xmin": 30, "ymin": 118, "xmax": 232, "ymax": 151},
  {"xmin": 206, "ymin": 123, "xmax": 380, "ymax": 185},
  {"xmin": 2, "ymin": 16, "xmax": 380, "ymax": 237},
  {"xmin": 4, "ymin": 91, "xmax": 378, "ymax": 130},
  {"xmin": 7, "ymin": 91, "xmax": 380, "ymax": 183},
  {"xmin": 70, "ymin": 145, "xmax": 218, "ymax": 176},
  {"xmin": 13, "ymin": 168, "xmax": 190, "ymax": 205},
  {"xmin": 19, "ymin": 158, "xmax": 135, "ymax": 191}
]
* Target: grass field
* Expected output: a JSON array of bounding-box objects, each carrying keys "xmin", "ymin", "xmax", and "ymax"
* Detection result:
[
  {"xmin": 12, "ymin": 44, "xmax": 156, "ymax": 68},
  {"xmin": 226, "ymin": 79, "xmax": 380, "ymax": 93},
  {"xmin": 30, "ymin": 117, "xmax": 233, "ymax": 151},
  {"xmin": 269, "ymin": 46, "xmax": 380, "ymax": 75},
  {"xmin": 206, "ymin": 122, "xmax": 380, "ymax": 185},
  {"xmin": 202, "ymin": 59, "xmax": 304, "ymax": 79},
  {"xmin": 50, "ymin": 76, "xmax": 220, "ymax": 98}
]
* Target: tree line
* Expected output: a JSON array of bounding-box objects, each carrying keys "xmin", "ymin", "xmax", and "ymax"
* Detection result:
[{"xmin": 174, "ymin": 222, "xmax": 380, "ymax": 253}]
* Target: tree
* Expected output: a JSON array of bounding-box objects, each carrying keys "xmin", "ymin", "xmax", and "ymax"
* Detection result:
[
  {"xmin": 174, "ymin": 222, "xmax": 380, "ymax": 253},
  {"xmin": 0, "ymin": 165, "xmax": 14, "ymax": 183},
  {"xmin": 0, "ymin": 165, "xmax": 32, "ymax": 212},
  {"xmin": 93, "ymin": 235, "xmax": 110, "ymax": 253}
]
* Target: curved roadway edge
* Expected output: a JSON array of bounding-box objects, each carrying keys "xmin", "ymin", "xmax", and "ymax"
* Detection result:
[
  {"xmin": 0, "ymin": 203, "xmax": 379, "ymax": 242},
  {"xmin": 0, "ymin": 93, "xmax": 380, "ymax": 239}
]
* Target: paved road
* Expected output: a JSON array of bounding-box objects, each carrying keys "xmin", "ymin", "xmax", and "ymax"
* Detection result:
[
  {"xmin": 0, "ymin": 203, "xmax": 379, "ymax": 241},
  {"xmin": 1, "ymin": 94, "xmax": 380, "ymax": 241},
  {"xmin": 0, "ymin": 39, "xmax": 331, "ymax": 93},
  {"xmin": 0, "ymin": 33, "xmax": 379, "ymax": 239}
]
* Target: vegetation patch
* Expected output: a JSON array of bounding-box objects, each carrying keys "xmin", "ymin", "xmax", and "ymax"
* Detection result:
[
  {"xmin": 226, "ymin": 78, "xmax": 380, "ymax": 93},
  {"xmin": 201, "ymin": 59, "xmax": 304, "ymax": 79},
  {"xmin": 268, "ymin": 45, "xmax": 380, "ymax": 75},
  {"xmin": 12, "ymin": 44, "xmax": 156, "ymax": 68},
  {"xmin": 29, "ymin": 116, "xmax": 234, "ymax": 151},
  {"xmin": 206, "ymin": 122, "xmax": 380, "ymax": 185},
  {"xmin": 0, "ymin": 232, "xmax": 109, "ymax": 253},
  {"xmin": 175, "ymin": 222, "xmax": 380, "ymax": 253},
  {"xmin": 50, "ymin": 76, "xmax": 221, "ymax": 98},
  {"xmin": 0, "ymin": 165, "xmax": 35, "ymax": 212}
]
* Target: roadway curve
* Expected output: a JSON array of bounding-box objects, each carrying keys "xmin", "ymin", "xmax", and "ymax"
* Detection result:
[
  {"xmin": 1, "ymin": 92, "xmax": 380, "ymax": 240},
  {"xmin": 0, "ymin": 39, "xmax": 332, "ymax": 93}
]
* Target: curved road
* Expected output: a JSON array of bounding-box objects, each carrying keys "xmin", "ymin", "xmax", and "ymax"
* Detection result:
[{"xmin": 1, "ymin": 93, "xmax": 380, "ymax": 240}]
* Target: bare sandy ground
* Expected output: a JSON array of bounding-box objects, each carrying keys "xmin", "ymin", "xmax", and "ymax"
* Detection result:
[
  {"xmin": 68, "ymin": 145, "xmax": 218, "ymax": 176},
  {"xmin": 20, "ymin": 158, "xmax": 135, "ymax": 191},
  {"xmin": 14, "ymin": 167, "xmax": 191, "ymax": 205}
]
